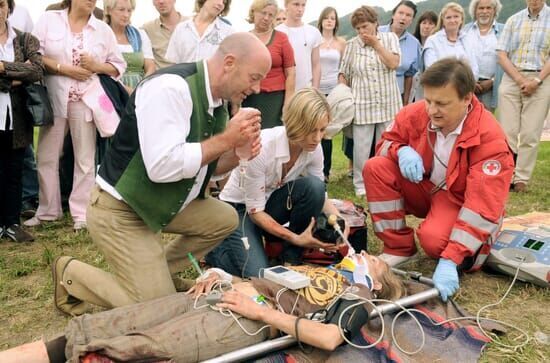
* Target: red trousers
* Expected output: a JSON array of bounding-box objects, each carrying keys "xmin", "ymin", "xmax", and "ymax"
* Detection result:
[{"xmin": 363, "ymin": 156, "xmax": 469, "ymax": 261}]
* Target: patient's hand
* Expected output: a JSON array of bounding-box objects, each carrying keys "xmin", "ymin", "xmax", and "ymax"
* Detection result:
[
  {"xmin": 217, "ymin": 290, "xmax": 268, "ymax": 321},
  {"xmin": 187, "ymin": 272, "xmax": 220, "ymax": 298}
]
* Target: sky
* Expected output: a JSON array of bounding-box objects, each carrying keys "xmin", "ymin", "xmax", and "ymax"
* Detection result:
[{"xmin": 15, "ymin": 0, "xmax": 407, "ymax": 30}]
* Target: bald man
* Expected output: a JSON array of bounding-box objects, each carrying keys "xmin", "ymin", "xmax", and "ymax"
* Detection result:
[{"xmin": 51, "ymin": 33, "xmax": 272, "ymax": 315}]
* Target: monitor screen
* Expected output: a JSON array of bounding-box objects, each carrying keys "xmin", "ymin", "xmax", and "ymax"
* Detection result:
[{"xmin": 270, "ymin": 266, "xmax": 289, "ymax": 274}]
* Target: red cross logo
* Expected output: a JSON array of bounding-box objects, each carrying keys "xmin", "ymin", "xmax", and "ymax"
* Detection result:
[{"xmin": 482, "ymin": 160, "xmax": 501, "ymax": 176}]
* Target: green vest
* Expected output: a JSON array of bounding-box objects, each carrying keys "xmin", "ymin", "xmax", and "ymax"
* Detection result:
[{"xmin": 103, "ymin": 62, "xmax": 228, "ymax": 232}]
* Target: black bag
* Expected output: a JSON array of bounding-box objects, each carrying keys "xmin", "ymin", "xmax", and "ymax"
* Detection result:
[
  {"xmin": 24, "ymin": 81, "xmax": 54, "ymax": 126},
  {"xmin": 18, "ymin": 32, "xmax": 54, "ymax": 127}
]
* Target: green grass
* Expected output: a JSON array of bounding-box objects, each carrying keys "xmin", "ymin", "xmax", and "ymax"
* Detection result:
[{"xmin": 1, "ymin": 134, "xmax": 549, "ymax": 362}]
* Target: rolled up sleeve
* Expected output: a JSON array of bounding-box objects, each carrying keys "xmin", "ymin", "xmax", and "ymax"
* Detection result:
[{"xmin": 135, "ymin": 74, "xmax": 203, "ymax": 183}]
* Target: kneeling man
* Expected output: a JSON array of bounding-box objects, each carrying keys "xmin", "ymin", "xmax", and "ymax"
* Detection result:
[{"xmin": 363, "ymin": 58, "xmax": 514, "ymax": 301}]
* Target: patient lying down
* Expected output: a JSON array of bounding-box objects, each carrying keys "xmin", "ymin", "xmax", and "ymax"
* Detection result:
[{"xmin": 1, "ymin": 252, "xmax": 405, "ymax": 363}]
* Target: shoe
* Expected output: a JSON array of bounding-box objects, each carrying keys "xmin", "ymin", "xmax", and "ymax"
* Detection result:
[
  {"xmin": 73, "ymin": 221, "xmax": 87, "ymax": 231},
  {"xmin": 52, "ymin": 256, "xmax": 90, "ymax": 316},
  {"xmin": 20, "ymin": 200, "xmax": 37, "ymax": 218},
  {"xmin": 23, "ymin": 216, "xmax": 42, "ymax": 227},
  {"xmin": 512, "ymin": 182, "xmax": 527, "ymax": 193},
  {"xmin": 378, "ymin": 253, "xmax": 417, "ymax": 267},
  {"xmin": 4, "ymin": 224, "xmax": 34, "ymax": 242}
]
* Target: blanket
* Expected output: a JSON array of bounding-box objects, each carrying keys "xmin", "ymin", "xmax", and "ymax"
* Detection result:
[{"xmin": 253, "ymin": 281, "xmax": 505, "ymax": 363}]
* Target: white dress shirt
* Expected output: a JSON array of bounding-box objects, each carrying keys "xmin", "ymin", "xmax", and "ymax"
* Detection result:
[
  {"xmin": 97, "ymin": 60, "xmax": 222, "ymax": 213},
  {"xmin": 463, "ymin": 22, "xmax": 498, "ymax": 79},
  {"xmin": 165, "ymin": 17, "xmax": 234, "ymax": 63},
  {"xmin": 220, "ymin": 126, "xmax": 324, "ymax": 214},
  {"xmin": 429, "ymin": 117, "xmax": 466, "ymax": 189}
]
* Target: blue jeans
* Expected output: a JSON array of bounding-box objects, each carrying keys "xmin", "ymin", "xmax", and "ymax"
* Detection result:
[
  {"xmin": 21, "ymin": 144, "xmax": 38, "ymax": 203},
  {"xmin": 205, "ymin": 176, "xmax": 326, "ymax": 278}
]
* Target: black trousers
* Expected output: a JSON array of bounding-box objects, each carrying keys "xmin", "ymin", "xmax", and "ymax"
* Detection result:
[{"xmin": 0, "ymin": 130, "xmax": 25, "ymax": 226}]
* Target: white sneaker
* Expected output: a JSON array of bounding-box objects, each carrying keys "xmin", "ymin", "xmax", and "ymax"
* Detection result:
[
  {"xmin": 23, "ymin": 216, "xmax": 42, "ymax": 227},
  {"xmin": 73, "ymin": 221, "xmax": 87, "ymax": 231},
  {"xmin": 378, "ymin": 253, "xmax": 417, "ymax": 267}
]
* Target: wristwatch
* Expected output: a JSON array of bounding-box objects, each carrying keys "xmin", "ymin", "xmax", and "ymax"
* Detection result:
[{"xmin": 533, "ymin": 77, "xmax": 543, "ymax": 85}]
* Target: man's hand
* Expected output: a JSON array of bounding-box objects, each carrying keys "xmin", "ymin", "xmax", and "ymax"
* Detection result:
[
  {"xmin": 433, "ymin": 258, "xmax": 459, "ymax": 301},
  {"xmin": 293, "ymin": 218, "xmax": 340, "ymax": 252},
  {"xmin": 217, "ymin": 290, "xmax": 268, "ymax": 321},
  {"xmin": 520, "ymin": 78, "xmax": 540, "ymax": 97},
  {"xmin": 187, "ymin": 271, "xmax": 221, "ymax": 298},
  {"xmin": 397, "ymin": 146, "xmax": 424, "ymax": 183},
  {"xmin": 224, "ymin": 108, "xmax": 261, "ymax": 148},
  {"xmin": 475, "ymin": 79, "xmax": 493, "ymax": 94}
]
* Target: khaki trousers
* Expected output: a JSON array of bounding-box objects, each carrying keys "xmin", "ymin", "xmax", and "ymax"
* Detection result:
[
  {"xmin": 498, "ymin": 72, "xmax": 550, "ymax": 183},
  {"xmin": 62, "ymin": 186, "xmax": 238, "ymax": 312},
  {"xmin": 64, "ymin": 292, "xmax": 268, "ymax": 362}
]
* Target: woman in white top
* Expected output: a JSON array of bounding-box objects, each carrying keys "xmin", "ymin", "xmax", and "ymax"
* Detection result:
[
  {"xmin": 165, "ymin": 0, "xmax": 234, "ymax": 64},
  {"xmin": 103, "ymin": 0, "xmax": 155, "ymax": 92},
  {"xmin": 422, "ymin": 2, "xmax": 478, "ymax": 79},
  {"xmin": 206, "ymin": 88, "xmax": 347, "ymax": 278},
  {"xmin": 317, "ymin": 6, "xmax": 345, "ymax": 182}
]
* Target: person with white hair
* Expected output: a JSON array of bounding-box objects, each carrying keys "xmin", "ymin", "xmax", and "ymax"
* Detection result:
[{"xmin": 462, "ymin": 0, "xmax": 504, "ymax": 112}]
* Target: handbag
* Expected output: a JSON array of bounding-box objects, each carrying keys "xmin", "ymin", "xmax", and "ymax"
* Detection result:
[
  {"xmin": 18, "ymin": 31, "xmax": 54, "ymax": 127},
  {"xmin": 24, "ymin": 81, "xmax": 54, "ymax": 127}
]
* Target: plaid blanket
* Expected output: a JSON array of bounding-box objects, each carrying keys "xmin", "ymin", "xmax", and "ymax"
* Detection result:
[{"xmin": 254, "ymin": 281, "xmax": 505, "ymax": 363}]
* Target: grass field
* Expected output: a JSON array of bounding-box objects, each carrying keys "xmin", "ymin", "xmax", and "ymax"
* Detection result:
[{"xmin": 1, "ymin": 135, "xmax": 549, "ymax": 362}]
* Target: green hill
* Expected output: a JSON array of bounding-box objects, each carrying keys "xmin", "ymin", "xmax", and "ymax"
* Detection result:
[{"xmin": 316, "ymin": 0, "xmax": 526, "ymax": 39}]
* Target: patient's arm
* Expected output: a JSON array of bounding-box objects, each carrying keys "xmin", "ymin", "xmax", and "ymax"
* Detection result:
[
  {"xmin": 218, "ymin": 290, "xmax": 344, "ymax": 351},
  {"xmin": 0, "ymin": 341, "xmax": 50, "ymax": 363}
]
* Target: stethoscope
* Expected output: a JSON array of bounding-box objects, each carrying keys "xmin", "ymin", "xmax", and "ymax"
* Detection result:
[{"xmin": 426, "ymin": 103, "xmax": 473, "ymax": 194}]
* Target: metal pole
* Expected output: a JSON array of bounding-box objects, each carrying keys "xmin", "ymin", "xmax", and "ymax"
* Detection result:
[{"xmin": 202, "ymin": 274, "xmax": 441, "ymax": 363}]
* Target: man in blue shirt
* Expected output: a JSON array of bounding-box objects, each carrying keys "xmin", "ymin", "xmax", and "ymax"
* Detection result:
[{"xmin": 379, "ymin": 0, "xmax": 421, "ymax": 105}]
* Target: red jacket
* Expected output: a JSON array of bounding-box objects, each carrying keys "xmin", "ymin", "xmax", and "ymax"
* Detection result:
[{"xmin": 376, "ymin": 96, "xmax": 514, "ymax": 264}]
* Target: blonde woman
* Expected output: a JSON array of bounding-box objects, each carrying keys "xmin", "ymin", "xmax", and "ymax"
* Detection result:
[
  {"xmin": 243, "ymin": 0, "xmax": 295, "ymax": 129},
  {"xmin": 206, "ymin": 88, "xmax": 348, "ymax": 277},
  {"xmin": 103, "ymin": 0, "xmax": 156, "ymax": 91},
  {"xmin": 422, "ymin": 2, "xmax": 478, "ymax": 78}
]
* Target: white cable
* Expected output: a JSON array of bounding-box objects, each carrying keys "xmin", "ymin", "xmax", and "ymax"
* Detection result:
[{"xmin": 334, "ymin": 261, "xmax": 531, "ymax": 354}]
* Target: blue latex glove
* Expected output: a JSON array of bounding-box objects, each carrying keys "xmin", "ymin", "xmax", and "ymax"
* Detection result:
[
  {"xmin": 433, "ymin": 258, "xmax": 459, "ymax": 301},
  {"xmin": 397, "ymin": 146, "xmax": 424, "ymax": 183}
]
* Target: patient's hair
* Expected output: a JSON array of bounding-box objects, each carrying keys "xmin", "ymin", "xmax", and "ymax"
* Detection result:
[
  {"xmin": 283, "ymin": 88, "xmax": 331, "ymax": 143},
  {"xmin": 376, "ymin": 263, "xmax": 406, "ymax": 301}
]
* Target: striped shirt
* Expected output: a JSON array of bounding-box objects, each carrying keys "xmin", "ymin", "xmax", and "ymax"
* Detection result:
[
  {"xmin": 339, "ymin": 34, "xmax": 402, "ymax": 125},
  {"xmin": 496, "ymin": 4, "xmax": 550, "ymax": 71}
]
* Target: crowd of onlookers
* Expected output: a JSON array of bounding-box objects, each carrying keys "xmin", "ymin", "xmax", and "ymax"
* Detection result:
[{"xmin": 0, "ymin": 0, "xmax": 548, "ymax": 243}]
